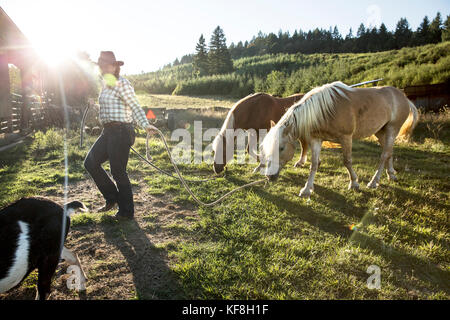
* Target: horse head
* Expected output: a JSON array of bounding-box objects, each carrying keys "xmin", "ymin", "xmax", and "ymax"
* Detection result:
[
  {"xmin": 212, "ymin": 131, "xmax": 235, "ymax": 174},
  {"xmin": 260, "ymin": 120, "xmax": 296, "ymax": 181}
]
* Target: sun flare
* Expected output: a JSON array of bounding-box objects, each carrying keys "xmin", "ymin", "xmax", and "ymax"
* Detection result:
[{"xmin": 34, "ymin": 40, "xmax": 75, "ymax": 67}]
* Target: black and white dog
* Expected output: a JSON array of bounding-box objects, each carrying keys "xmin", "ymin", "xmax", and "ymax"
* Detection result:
[{"xmin": 0, "ymin": 197, "xmax": 88, "ymax": 300}]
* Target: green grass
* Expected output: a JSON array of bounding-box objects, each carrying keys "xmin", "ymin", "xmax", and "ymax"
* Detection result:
[
  {"xmin": 0, "ymin": 107, "xmax": 448, "ymax": 300},
  {"xmin": 139, "ymin": 108, "xmax": 450, "ymax": 299},
  {"xmin": 0, "ymin": 129, "xmax": 90, "ymax": 207},
  {"xmin": 135, "ymin": 93, "xmax": 236, "ymax": 110}
]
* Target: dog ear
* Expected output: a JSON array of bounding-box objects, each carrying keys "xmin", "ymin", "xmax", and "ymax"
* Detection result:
[{"xmin": 270, "ymin": 120, "xmax": 276, "ymax": 128}]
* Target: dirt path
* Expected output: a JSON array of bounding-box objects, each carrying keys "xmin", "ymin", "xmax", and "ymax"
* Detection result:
[{"xmin": 1, "ymin": 177, "xmax": 198, "ymax": 300}]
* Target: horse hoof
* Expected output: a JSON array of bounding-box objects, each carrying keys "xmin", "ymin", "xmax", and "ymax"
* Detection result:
[
  {"xmin": 367, "ymin": 181, "xmax": 378, "ymax": 189},
  {"xmin": 299, "ymin": 188, "xmax": 311, "ymax": 198},
  {"xmin": 294, "ymin": 161, "xmax": 305, "ymax": 168},
  {"xmin": 388, "ymin": 175, "xmax": 398, "ymax": 182},
  {"xmin": 348, "ymin": 182, "xmax": 360, "ymax": 190}
]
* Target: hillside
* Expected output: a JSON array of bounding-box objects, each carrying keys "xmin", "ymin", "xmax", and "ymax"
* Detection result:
[{"xmin": 128, "ymin": 42, "xmax": 450, "ymax": 98}]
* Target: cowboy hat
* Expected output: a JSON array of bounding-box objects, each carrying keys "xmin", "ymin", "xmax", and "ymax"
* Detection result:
[{"xmin": 97, "ymin": 51, "xmax": 124, "ymax": 66}]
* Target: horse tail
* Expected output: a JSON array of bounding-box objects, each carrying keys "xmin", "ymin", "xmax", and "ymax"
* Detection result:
[{"xmin": 398, "ymin": 100, "xmax": 419, "ymax": 140}]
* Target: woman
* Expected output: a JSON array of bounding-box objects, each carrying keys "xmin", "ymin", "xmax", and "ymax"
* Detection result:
[{"xmin": 84, "ymin": 51, "xmax": 157, "ymax": 221}]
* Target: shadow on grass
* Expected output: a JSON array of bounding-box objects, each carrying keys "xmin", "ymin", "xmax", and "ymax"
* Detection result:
[
  {"xmin": 99, "ymin": 220, "xmax": 185, "ymax": 299},
  {"xmin": 225, "ymin": 172, "xmax": 450, "ymax": 295},
  {"xmin": 224, "ymin": 174, "xmax": 355, "ymax": 238},
  {"xmin": 351, "ymin": 231, "xmax": 450, "ymax": 294}
]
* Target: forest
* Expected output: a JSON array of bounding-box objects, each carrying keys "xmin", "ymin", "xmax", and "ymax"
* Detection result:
[{"xmin": 126, "ymin": 13, "xmax": 450, "ymax": 97}]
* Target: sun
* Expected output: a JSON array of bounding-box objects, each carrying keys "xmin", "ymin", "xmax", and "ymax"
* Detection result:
[{"xmin": 34, "ymin": 39, "xmax": 75, "ymax": 67}]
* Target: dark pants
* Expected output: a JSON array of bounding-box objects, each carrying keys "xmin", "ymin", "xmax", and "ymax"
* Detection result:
[{"xmin": 84, "ymin": 123, "xmax": 136, "ymax": 217}]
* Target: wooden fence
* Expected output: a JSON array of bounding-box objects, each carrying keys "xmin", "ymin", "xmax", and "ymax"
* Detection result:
[
  {"xmin": 0, "ymin": 92, "xmax": 64, "ymax": 136},
  {"xmin": 404, "ymin": 83, "xmax": 450, "ymax": 112}
]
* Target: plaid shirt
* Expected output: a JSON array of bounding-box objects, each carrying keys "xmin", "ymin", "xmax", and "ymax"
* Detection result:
[{"xmin": 98, "ymin": 76, "xmax": 150, "ymax": 129}]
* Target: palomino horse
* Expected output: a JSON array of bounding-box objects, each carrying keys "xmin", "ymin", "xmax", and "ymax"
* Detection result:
[
  {"xmin": 260, "ymin": 81, "xmax": 418, "ymax": 197},
  {"xmin": 212, "ymin": 92, "xmax": 306, "ymax": 174}
]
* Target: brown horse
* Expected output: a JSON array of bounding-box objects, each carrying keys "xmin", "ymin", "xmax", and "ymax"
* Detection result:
[
  {"xmin": 260, "ymin": 81, "xmax": 418, "ymax": 197},
  {"xmin": 212, "ymin": 92, "xmax": 306, "ymax": 174}
]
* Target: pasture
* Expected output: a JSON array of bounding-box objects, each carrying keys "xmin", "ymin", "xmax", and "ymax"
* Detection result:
[{"xmin": 0, "ymin": 95, "xmax": 449, "ymax": 300}]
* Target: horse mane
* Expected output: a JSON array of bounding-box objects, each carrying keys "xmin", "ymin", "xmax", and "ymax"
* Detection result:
[{"xmin": 277, "ymin": 81, "xmax": 353, "ymax": 139}]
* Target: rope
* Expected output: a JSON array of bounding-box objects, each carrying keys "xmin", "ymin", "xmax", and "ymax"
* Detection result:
[
  {"xmin": 139, "ymin": 130, "xmax": 268, "ymax": 207},
  {"xmin": 80, "ymin": 105, "xmax": 267, "ymax": 207},
  {"xmin": 79, "ymin": 103, "xmax": 91, "ymax": 148},
  {"xmin": 130, "ymin": 145, "xmax": 218, "ymax": 183},
  {"xmin": 81, "ymin": 103, "xmax": 220, "ymax": 183}
]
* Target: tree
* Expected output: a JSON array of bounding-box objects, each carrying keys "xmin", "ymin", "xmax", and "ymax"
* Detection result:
[
  {"xmin": 366, "ymin": 27, "xmax": 379, "ymax": 52},
  {"xmin": 378, "ymin": 23, "xmax": 393, "ymax": 51},
  {"xmin": 208, "ymin": 26, "xmax": 233, "ymax": 75},
  {"xmin": 342, "ymin": 28, "xmax": 355, "ymax": 52},
  {"xmin": 331, "ymin": 26, "xmax": 343, "ymax": 52},
  {"xmin": 355, "ymin": 23, "xmax": 368, "ymax": 51},
  {"xmin": 266, "ymin": 33, "xmax": 280, "ymax": 54},
  {"xmin": 415, "ymin": 16, "xmax": 431, "ymax": 45},
  {"xmin": 193, "ymin": 34, "xmax": 209, "ymax": 76},
  {"xmin": 429, "ymin": 12, "xmax": 443, "ymax": 43},
  {"xmin": 443, "ymin": 15, "xmax": 450, "ymax": 42},
  {"xmin": 345, "ymin": 28, "xmax": 354, "ymax": 40},
  {"xmin": 357, "ymin": 23, "xmax": 366, "ymax": 38},
  {"xmin": 394, "ymin": 18, "xmax": 412, "ymax": 48}
]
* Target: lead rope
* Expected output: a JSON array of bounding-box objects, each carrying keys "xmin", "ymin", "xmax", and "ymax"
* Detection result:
[
  {"xmin": 81, "ymin": 104, "xmax": 221, "ymax": 182},
  {"xmin": 140, "ymin": 130, "xmax": 268, "ymax": 207},
  {"xmin": 80, "ymin": 104, "xmax": 268, "ymax": 207}
]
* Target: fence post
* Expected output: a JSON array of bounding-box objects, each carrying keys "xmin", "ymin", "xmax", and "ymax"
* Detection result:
[
  {"xmin": 0, "ymin": 53, "xmax": 12, "ymax": 133},
  {"xmin": 20, "ymin": 92, "xmax": 29, "ymax": 132}
]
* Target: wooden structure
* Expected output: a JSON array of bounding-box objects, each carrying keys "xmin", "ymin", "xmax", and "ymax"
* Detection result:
[
  {"xmin": 0, "ymin": 6, "xmax": 50, "ymax": 138},
  {"xmin": 404, "ymin": 83, "xmax": 450, "ymax": 113}
]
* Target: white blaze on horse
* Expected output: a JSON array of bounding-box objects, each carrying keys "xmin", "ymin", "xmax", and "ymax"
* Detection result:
[{"xmin": 259, "ymin": 81, "xmax": 418, "ymax": 197}]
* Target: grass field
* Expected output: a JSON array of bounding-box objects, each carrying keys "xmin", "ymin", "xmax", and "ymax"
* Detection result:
[
  {"xmin": 0, "ymin": 96, "xmax": 449, "ymax": 300},
  {"xmin": 135, "ymin": 93, "xmax": 236, "ymax": 110}
]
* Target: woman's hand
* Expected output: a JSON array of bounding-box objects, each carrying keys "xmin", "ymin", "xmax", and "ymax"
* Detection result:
[{"xmin": 146, "ymin": 125, "xmax": 158, "ymax": 136}]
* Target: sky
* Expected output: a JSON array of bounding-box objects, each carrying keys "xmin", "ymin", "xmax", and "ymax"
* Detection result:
[{"xmin": 1, "ymin": 0, "xmax": 449, "ymax": 74}]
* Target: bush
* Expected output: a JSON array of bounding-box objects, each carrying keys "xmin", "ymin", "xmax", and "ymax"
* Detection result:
[
  {"xmin": 30, "ymin": 129, "xmax": 64, "ymax": 157},
  {"xmin": 130, "ymin": 42, "xmax": 450, "ymax": 98}
]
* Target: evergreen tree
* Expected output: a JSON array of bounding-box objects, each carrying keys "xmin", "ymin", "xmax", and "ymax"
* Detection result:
[
  {"xmin": 180, "ymin": 54, "xmax": 193, "ymax": 65},
  {"xmin": 394, "ymin": 18, "xmax": 413, "ymax": 48},
  {"xmin": 366, "ymin": 27, "xmax": 379, "ymax": 52},
  {"xmin": 345, "ymin": 28, "xmax": 354, "ymax": 40},
  {"xmin": 331, "ymin": 26, "xmax": 343, "ymax": 52},
  {"xmin": 193, "ymin": 34, "xmax": 209, "ymax": 76},
  {"xmin": 443, "ymin": 15, "xmax": 450, "ymax": 42},
  {"xmin": 415, "ymin": 16, "xmax": 431, "ymax": 45},
  {"xmin": 342, "ymin": 28, "xmax": 355, "ymax": 52},
  {"xmin": 355, "ymin": 23, "xmax": 367, "ymax": 51},
  {"xmin": 378, "ymin": 23, "xmax": 393, "ymax": 51},
  {"xmin": 429, "ymin": 12, "xmax": 443, "ymax": 43},
  {"xmin": 266, "ymin": 32, "xmax": 280, "ymax": 54},
  {"xmin": 231, "ymin": 41, "xmax": 245, "ymax": 59},
  {"xmin": 357, "ymin": 23, "xmax": 366, "ymax": 38},
  {"xmin": 208, "ymin": 26, "xmax": 233, "ymax": 75}
]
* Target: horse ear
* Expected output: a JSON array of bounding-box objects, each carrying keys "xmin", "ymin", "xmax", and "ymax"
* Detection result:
[{"xmin": 270, "ymin": 120, "xmax": 276, "ymax": 128}]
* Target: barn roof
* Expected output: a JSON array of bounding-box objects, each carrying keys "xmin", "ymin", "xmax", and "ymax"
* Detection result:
[{"xmin": 0, "ymin": 6, "xmax": 30, "ymax": 50}]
